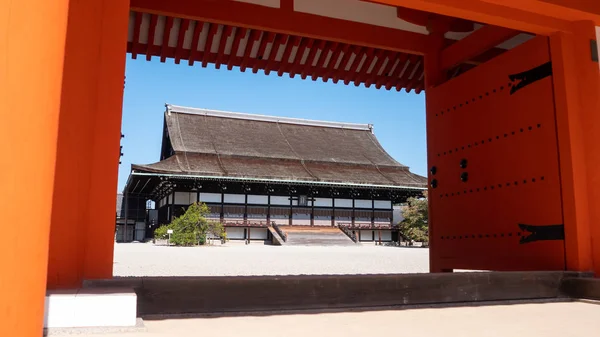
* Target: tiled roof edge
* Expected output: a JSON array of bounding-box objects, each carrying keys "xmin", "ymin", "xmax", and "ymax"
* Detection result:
[{"xmin": 166, "ymin": 104, "xmax": 373, "ymax": 131}]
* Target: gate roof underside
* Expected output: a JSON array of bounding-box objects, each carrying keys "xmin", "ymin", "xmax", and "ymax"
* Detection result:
[
  {"xmin": 127, "ymin": 0, "xmax": 534, "ymax": 93},
  {"xmin": 131, "ymin": 104, "xmax": 427, "ymax": 190}
]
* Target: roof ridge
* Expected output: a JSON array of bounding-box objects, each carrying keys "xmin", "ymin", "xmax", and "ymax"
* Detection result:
[{"xmin": 165, "ymin": 104, "xmax": 373, "ymax": 131}]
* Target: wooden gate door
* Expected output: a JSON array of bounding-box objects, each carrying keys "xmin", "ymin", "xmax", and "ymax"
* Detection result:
[{"xmin": 427, "ymin": 36, "xmax": 565, "ymax": 272}]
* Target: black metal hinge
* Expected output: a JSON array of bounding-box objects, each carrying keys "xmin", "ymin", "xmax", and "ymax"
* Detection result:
[
  {"xmin": 591, "ymin": 40, "xmax": 598, "ymax": 63},
  {"xmin": 519, "ymin": 224, "xmax": 564, "ymax": 244},
  {"xmin": 509, "ymin": 62, "xmax": 553, "ymax": 95}
]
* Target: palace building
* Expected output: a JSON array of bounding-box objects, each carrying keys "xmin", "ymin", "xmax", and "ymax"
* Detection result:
[{"xmin": 120, "ymin": 104, "xmax": 426, "ymax": 244}]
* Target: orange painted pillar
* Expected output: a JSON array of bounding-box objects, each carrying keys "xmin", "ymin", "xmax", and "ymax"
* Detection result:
[
  {"xmin": 46, "ymin": 0, "xmax": 130, "ymax": 289},
  {"xmin": 83, "ymin": 0, "xmax": 131, "ymax": 281},
  {"xmin": 423, "ymin": 23, "xmax": 449, "ymax": 273},
  {"xmin": 0, "ymin": 0, "xmax": 70, "ymax": 334},
  {"xmin": 550, "ymin": 21, "xmax": 600, "ymax": 274}
]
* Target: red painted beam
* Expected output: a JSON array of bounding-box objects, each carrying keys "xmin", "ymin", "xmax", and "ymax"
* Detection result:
[
  {"xmin": 240, "ymin": 30, "xmax": 260, "ymax": 72},
  {"xmin": 366, "ymin": 0, "xmax": 571, "ymax": 34},
  {"xmin": 441, "ymin": 25, "xmax": 520, "ymax": 70},
  {"xmin": 402, "ymin": 59, "xmax": 423, "ymax": 92},
  {"xmin": 215, "ymin": 26, "xmax": 233, "ymax": 69},
  {"xmin": 130, "ymin": 0, "xmax": 430, "ymax": 55},
  {"xmin": 227, "ymin": 27, "xmax": 246, "ymax": 70},
  {"xmin": 277, "ymin": 36, "xmax": 300, "ymax": 76},
  {"xmin": 354, "ymin": 48, "xmax": 376, "ymax": 86},
  {"xmin": 481, "ymin": 0, "xmax": 600, "ymax": 26},
  {"xmin": 253, "ymin": 32, "xmax": 274, "ymax": 74},
  {"xmin": 160, "ymin": 16, "xmax": 174, "ymax": 63},
  {"xmin": 323, "ymin": 44, "xmax": 348, "ymax": 83},
  {"xmin": 290, "ymin": 38, "xmax": 312, "ymax": 78},
  {"xmin": 146, "ymin": 14, "xmax": 158, "ymax": 61},
  {"xmin": 174, "ymin": 19, "xmax": 190, "ymax": 64},
  {"xmin": 188, "ymin": 21, "xmax": 204, "ymax": 66},
  {"xmin": 311, "ymin": 42, "xmax": 336, "ymax": 81},
  {"xmin": 345, "ymin": 47, "xmax": 367, "ymax": 85},
  {"xmin": 265, "ymin": 34, "xmax": 287, "ymax": 75},
  {"xmin": 385, "ymin": 54, "xmax": 409, "ymax": 90},
  {"xmin": 333, "ymin": 44, "xmax": 355, "ymax": 83},
  {"xmin": 364, "ymin": 49, "xmax": 387, "ymax": 87},
  {"xmin": 129, "ymin": 40, "xmax": 422, "ymax": 91},
  {"xmin": 202, "ymin": 23, "xmax": 219, "ymax": 68},
  {"xmin": 131, "ymin": 12, "xmax": 143, "ymax": 59},
  {"xmin": 301, "ymin": 40, "xmax": 324, "ymax": 80},
  {"xmin": 375, "ymin": 52, "xmax": 399, "ymax": 89}
]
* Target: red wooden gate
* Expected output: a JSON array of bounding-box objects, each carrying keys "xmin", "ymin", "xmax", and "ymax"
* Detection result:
[{"xmin": 427, "ymin": 36, "xmax": 565, "ymax": 272}]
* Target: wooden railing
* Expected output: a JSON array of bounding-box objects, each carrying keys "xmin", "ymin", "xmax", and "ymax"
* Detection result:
[
  {"xmin": 272, "ymin": 223, "xmax": 288, "ymax": 242},
  {"xmin": 336, "ymin": 222, "xmax": 396, "ymax": 230},
  {"xmin": 338, "ymin": 226, "xmax": 358, "ymax": 243}
]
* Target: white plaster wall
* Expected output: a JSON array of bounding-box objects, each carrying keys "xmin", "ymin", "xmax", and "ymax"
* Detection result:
[
  {"xmin": 335, "ymin": 199, "xmax": 352, "ymax": 208},
  {"xmin": 314, "ymin": 198, "xmax": 333, "ymax": 207},
  {"xmin": 292, "ymin": 213, "xmax": 310, "ymax": 225},
  {"xmin": 359, "ymin": 230, "xmax": 373, "ymax": 241},
  {"xmin": 199, "ymin": 193, "xmax": 221, "ymax": 203},
  {"xmin": 292, "ymin": 219, "xmax": 311, "ymax": 225},
  {"xmin": 271, "ymin": 218, "xmax": 289, "ymax": 225},
  {"xmin": 380, "ymin": 230, "xmax": 392, "ymax": 241},
  {"xmin": 314, "ymin": 218, "xmax": 331, "ymax": 226},
  {"xmin": 224, "ymin": 215, "xmax": 244, "ymax": 221},
  {"xmin": 294, "ymin": 0, "xmax": 428, "ymax": 34},
  {"xmin": 374, "ymin": 200, "xmax": 392, "ymax": 209},
  {"xmin": 174, "ymin": 192, "xmax": 196, "ymax": 205},
  {"xmin": 355, "ymin": 199, "xmax": 372, "ymax": 209},
  {"xmin": 226, "ymin": 227, "xmax": 246, "ymax": 239},
  {"xmin": 224, "ymin": 194, "xmax": 245, "ymax": 204},
  {"xmin": 248, "ymin": 194, "xmax": 269, "ymax": 204},
  {"xmin": 250, "ymin": 228, "xmax": 268, "ymax": 240},
  {"xmin": 270, "ymin": 196, "xmax": 290, "ymax": 205}
]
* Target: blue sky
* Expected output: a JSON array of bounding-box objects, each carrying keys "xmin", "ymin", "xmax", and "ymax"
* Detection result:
[{"xmin": 118, "ymin": 57, "xmax": 427, "ymax": 191}]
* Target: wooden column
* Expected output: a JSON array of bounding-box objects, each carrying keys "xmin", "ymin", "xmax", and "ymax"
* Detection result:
[
  {"xmin": 244, "ymin": 193, "xmax": 248, "ymax": 224},
  {"xmin": 331, "ymin": 197, "xmax": 336, "ymax": 226},
  {"xmin": 351, "ymin": 197, "xmax": 356, "ymax": 227},
  {"xmin": 371, "ymin": 195, "xmax": 375, "ymax": 226},
  {"xmin": 0, "ymin": 0, "xmax": 70, "ymax": 332},
  {"xmin": 550, "ymin": 22, "xmax": 600, "ymax": 274},
  {"xmin": 310, "ymin": 193, "xmax": 315, "ymax": 226},
  {"xmin": 46, "ymin": 0, "xmax": 130, "ymax": 289},
  {"xmin": 289, "ymin": 190, "xmax": 293, "ymax": 226},
  {"xmin": 267, "ymin": 194, "xmax": 271, "ymax": 224},
  {"xmin": 424, "ymin": 24, "xmax": 450, "ymax": 273},
  {"xmin": 220, "ymin": 191, "xmax": 225, "ymax": 224}
]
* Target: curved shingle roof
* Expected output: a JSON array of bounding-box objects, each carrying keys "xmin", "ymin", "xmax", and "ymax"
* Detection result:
[{"xmin": 132, "ymin": 105, "xmax": 426, "ymax": 189}]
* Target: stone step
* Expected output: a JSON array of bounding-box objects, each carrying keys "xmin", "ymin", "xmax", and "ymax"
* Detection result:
[{"xmin": 284, "ymin": 228, "xmax": 355, "ymax": 246}]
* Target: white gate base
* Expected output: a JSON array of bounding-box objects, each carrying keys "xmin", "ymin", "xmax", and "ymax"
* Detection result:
[{"xmin": 44, "ymin": 288, "xmax": 136, "ymax": 328}]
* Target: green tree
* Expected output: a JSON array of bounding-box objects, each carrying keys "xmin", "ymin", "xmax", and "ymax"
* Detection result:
[
  {"xmin": 154, "ymin": 202, "xmax": 226, "ymax": 246},
  {"xmin": 399, "ymin": 191, "xmax": 429, "ymax": 244}
]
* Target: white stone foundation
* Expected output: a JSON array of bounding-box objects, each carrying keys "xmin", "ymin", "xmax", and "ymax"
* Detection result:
[{"xmin": 44, "ymin": 288, "xmax": 136, "ymax": 328}]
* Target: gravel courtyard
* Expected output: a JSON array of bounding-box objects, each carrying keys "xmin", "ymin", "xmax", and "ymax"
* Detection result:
[{"xmin": 113, "ymin": 243, "xmax": 429, "ymax": 277}]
